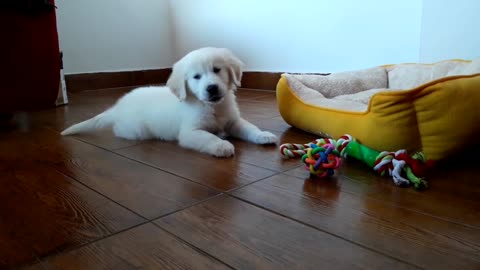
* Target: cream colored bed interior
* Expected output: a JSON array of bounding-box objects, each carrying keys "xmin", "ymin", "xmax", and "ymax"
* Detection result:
[{"xmin": 285, "ymin": 58, "xmax": 480, "ymax": 112}]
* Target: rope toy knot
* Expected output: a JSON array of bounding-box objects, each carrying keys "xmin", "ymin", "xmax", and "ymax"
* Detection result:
[
  {"xmin": 301, "ymin": 143, "xmax": 342, "ymax": 178},
  {"xmin": 280, "ymin": 138, "xmax": 342, "ymax": 178},
  {"xmin": 373, "ymin": 150, "xmax": 431, "ymax": 189},
  {"xmin": 302, "ymin": 141, "xmax": 342, "ymax": 177},
  {"xmin": 335, "ymin": 134, "xmax": 354, "ymax": 157}
]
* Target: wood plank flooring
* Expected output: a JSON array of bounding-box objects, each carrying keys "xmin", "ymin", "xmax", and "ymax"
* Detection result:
[{"xmin": 1, "ymin": 87, "xmax": 479, "ymax": 270}]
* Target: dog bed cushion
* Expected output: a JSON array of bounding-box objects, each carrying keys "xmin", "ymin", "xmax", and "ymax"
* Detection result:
[{"xmin": 276, "ymin": 58, "xmax": 480, "ymax": 160}]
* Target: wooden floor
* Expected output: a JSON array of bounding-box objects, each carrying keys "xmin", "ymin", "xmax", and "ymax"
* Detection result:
[{"xmin": 1, "ymin": 87, "xmax": 479, "ymax": 270}]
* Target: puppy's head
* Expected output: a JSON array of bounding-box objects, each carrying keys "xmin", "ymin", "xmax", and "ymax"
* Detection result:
[{"xmin": 167, "ymin": 47, "xmax": 244, "ymax": 103}]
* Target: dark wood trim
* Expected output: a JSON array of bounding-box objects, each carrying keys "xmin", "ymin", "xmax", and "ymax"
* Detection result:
[
  {"xmin": 240, "ymin": 72, "xmax": 283, "ymax": 91},
  {"xmin": 65, "ymin": 68, "xmax": 172, "ymax": 92},
  {"xmin": 241, "ymin": 71, "xmax": 330, "ymax": 91},
  {"xmin": 65, "ymin": 69, "xmax": 329, "ymax": 93}
]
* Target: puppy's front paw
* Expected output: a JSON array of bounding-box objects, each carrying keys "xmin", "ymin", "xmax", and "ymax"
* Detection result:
[
  {"xmin": 211, "ymin": 140, "xmax": 235, "ymax": 157},
  {"xmin": 254, "ymin": 131, "xmax": 278, "ymax": 145}
]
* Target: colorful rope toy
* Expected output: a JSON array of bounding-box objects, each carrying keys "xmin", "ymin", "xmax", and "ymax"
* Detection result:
[
  {"xmin": 280, "ymin": 138, "xmax": 343, "ymax": 178},
  {"xmin": 280, "ymin": 134, "xmax": 434, "ymax": 190},
  {"xmin": 301, "ymin": 142, "xmax": 342, "ymax": 177}
]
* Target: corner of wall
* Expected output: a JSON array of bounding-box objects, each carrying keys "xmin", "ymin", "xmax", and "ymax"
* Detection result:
[{"xmin": 166, "ymin": 0, "xmax": 178, "ymax": 65}]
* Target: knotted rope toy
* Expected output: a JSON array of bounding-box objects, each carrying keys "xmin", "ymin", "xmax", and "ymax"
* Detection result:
[
  {"xmin": 302, "ymin": 142, "xmax": 342, "ymax": 177},
  {"xmin": 280, "ymin": 138, "xmax": 343, "ymax": 178},
  {"xmin": 280, "ymin": 134, "xmax": 434, "ymax": 190}
]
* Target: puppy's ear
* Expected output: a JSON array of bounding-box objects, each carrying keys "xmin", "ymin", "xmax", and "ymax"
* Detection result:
[
  {"xmin": 167, "ymin": 62, "xmax": 187, "ymax": 100},
  {"xmin": 225, "ymin": 51, "xmax": 245, "ymax": 89}
]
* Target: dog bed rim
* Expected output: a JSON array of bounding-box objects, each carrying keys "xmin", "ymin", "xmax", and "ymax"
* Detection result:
[{"xmin": 279, "ymin": 69, "xmax": 480, "ymax": 116}]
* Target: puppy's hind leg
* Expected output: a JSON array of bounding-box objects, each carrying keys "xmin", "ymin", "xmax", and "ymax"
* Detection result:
[
  {"xmin": 178, "ymin": 129, "xmax": 235, "ymax": 157},
  {"xmin": 227, "ymin": 118, "xmax": 278, "ymax": 144}
]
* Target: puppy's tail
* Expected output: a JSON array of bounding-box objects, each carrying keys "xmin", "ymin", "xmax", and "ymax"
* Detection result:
[{"xmin": 61, "ymin": 109, "xmax": 114, "ymax": 136}]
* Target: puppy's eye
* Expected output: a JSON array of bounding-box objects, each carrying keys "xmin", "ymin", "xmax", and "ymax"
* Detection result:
[
  {"xmin": 193, "ymin": 74, "xmax": 201, "ymax": 80},
  {"xmin": 213, "ymin": 67, "xmax": 221, "ymax": 73}
]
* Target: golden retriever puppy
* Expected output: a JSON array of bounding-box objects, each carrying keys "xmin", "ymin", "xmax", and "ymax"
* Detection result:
[{"xmin": 61, "ymin": 47, "xmax": 278, "ymax": 157}]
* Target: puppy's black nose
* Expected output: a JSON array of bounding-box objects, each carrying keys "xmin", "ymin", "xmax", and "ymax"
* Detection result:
[{"xmin": 207, "ymin": 84, "xmax": 219, "ymax": 96}]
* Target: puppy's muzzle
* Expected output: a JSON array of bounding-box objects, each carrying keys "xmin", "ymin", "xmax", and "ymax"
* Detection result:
[{"xmin": 207, "ymin": 84, "xmax": 223, "ymax": 102}]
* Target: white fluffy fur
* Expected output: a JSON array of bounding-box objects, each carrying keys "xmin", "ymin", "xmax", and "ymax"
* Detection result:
[{"xmin": 61, "ymin": 47, "xmax": 278, "ymax": 157}]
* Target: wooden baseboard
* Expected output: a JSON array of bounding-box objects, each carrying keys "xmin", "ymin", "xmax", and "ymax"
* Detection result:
[
  {"xmin": 65, "ymin": 69, "xmax": 329, "ymax": 92},
  {"xmin": 240, "ymin": 72, "xmax": 284, "ymax": 91},
  {"xmin": 241, "ymin": 71, "xmax": 330, "ymax": 90},
  {"xmin": 65, "ymin": 68, "xmax": 172, "ymax": 92}
]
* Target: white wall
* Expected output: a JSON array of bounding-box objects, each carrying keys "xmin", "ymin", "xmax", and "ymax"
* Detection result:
[
  {"xmin": 169, "ymin": 0, "xmax": 423, "ymax": 73},
  {"xmin": 419, "ymin": 0, "xmax": 480, "ymax": 62},
  {"xmin": 56, "ymin": 0, "xmax": 174, "ymax": 74},
  {"xmin": 57, "ymin": 0, "xmax": 479, "ymax": 75}
]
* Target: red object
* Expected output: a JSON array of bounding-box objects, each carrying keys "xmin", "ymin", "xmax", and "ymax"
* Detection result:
[{"xmin": 0, "ymin": 0, "xmax": 60, "ymax": 112}]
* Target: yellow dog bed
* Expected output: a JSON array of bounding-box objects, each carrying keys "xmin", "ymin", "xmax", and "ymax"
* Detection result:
[{"xmin": 277, "ymin": 58, "xmax": 480, "ymax": 161}]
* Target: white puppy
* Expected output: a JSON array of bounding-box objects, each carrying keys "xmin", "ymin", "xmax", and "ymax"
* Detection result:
[{"xmin": 61, "ymin": 47, "xmax": 278, "ymax": 157}]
